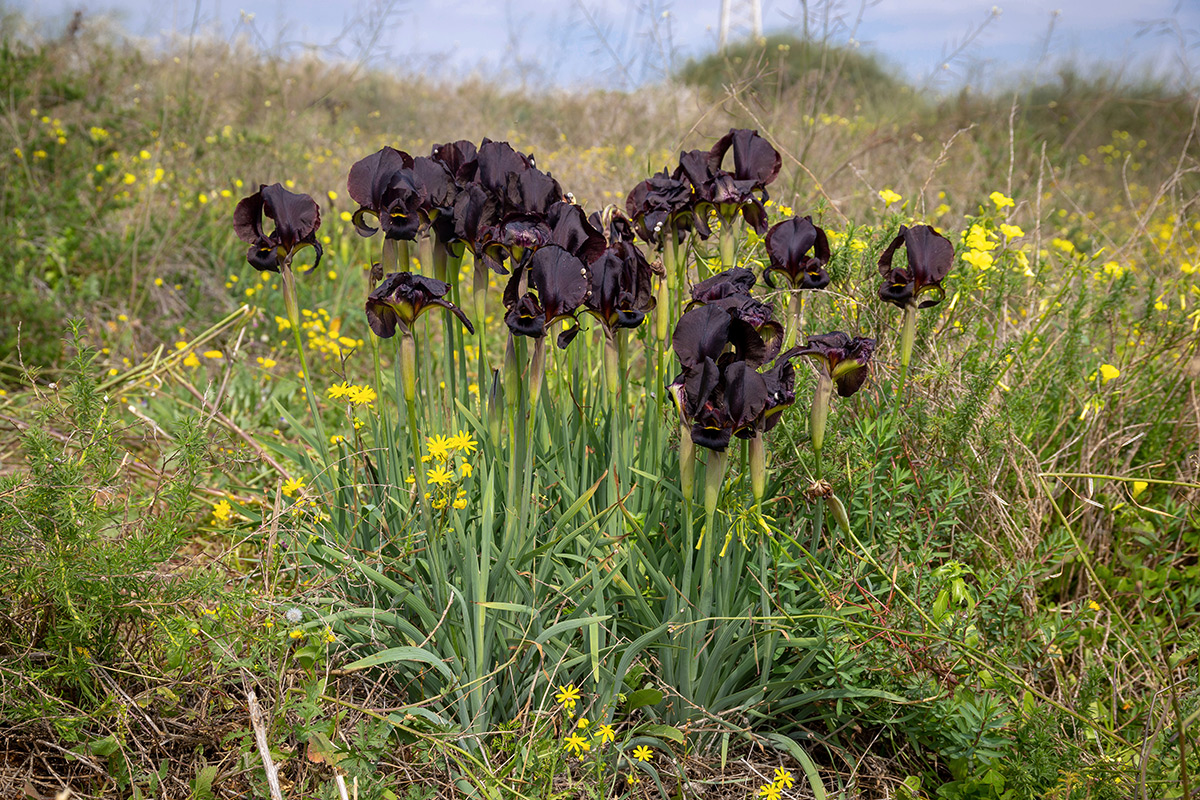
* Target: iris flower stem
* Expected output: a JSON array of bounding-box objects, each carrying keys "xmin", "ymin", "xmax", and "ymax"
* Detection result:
[
  {"xmin": 445, "ymin": 249, "xmax": 467, "ymax": 394},
  {"xmin": 809, "ymin": 447, "xmax": 824, "ymax": 556},
  {"xmin": 432, "ymin": 239, "xmax": 458, "ymax": 409},
  {"xmin": 401, "ymin": 334, "xmax": 435, "ymax": 541},
  {"xmin": 282, "ymin": 265, "xmax": 328, "ymax": 468},
  {"xmin": 391, "ymin": 343, "xmax": 411, "ymax": 530},
  {"xmin": 718, "ymin": 216, "xmax": 736, "ymax": 272},
  {"xmin": 749, "ymin": 434, "xmax": 766, "ymax": 516},
  {"xmin": 679, "ymin": 428, "xmax": 695, "ymax": 580},
  {"xmin": 672, "ymin": 235, "xmax": 687, "ymax": 313},
  {"xmin": 783, "ymin": 292, "xmax": 805, "ymax": 351},
  {"xmin": 518, "ymin": 336, "xmax": 545, "ymax": 538},
  {"xmin": 693, "ymin": 447, "xmax": 728, "ymax": 688},
  {"xmin": 895, "ymin": 302, "xmax": 917, "ymax": 407},
  {"xmin": 758, "ymin": 529, "xmax": 774, "ymax": 689},
  {"xmin": 473, "ymin": 260, "xmax": 488, "ymax": 409},
  {"xmin": 504, "ymin": 335, "xmax": 528, "ymax": 543}
]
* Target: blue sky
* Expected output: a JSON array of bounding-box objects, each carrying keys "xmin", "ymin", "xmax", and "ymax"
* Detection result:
[{"xmin": 16, "ymin": 0, "xmax": 1200, "ymax": 90}]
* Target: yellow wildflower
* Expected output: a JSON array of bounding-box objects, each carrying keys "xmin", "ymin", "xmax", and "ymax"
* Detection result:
[
  {"xmin": 1098, "ymin": 364, "xmax": 1120, "ymax": 384},
  {"xmin": 282, "ymin": 477, "xmax": 305, "ymax": 497},
  {"xmin": 327, "ymin": 381, "xmax": 352, "ymax": 400},
  {"xmin": 595, "ymin": 723, "xmax": 616, "ymax": 744},
  {"xmin": 999, "ymin": 223, "xmax": 1024, "ymax": 239},
  {"xmin": 202, "ymin": 350, "xmax": 224, "ymax": 359},
  {"xmin": 1131, "ymin": 481, "xmax": 1148, "ymax": 499},
  {"xmin": 989, "ymin": 191, "xmax": 1015, "ymax": 209},
  {"xmin": 1088, "ymin": 600, "xmax": 1101, "ymax": 612},
  {"xmin": 449, "ymin": 430, "xmax": 478, "ymax": 454},
  {"xmin": 182, "ymin": 353, "xmax": 201, "ymax": 368},
  {"xmin": 757, "ymin": 783, "xmax": 782, "ymax": 800},
  {"xmin": 963, "ymin": 250, "xmax": 994, "ymax": 270},
  {"xmin": 289, "ymin": 629, "xmax": 304, "ymax": 640},
  {"xmin": 555, "ymin": 684, "xmax": 581, "ymax": 709},
  {"xmin": 212, "ymin": 500, "xmax": 232, "ymax": 523},
  {"xmin": 563, "ymin": 733, "xmax": 590, "ymax": 755},
  {"xmin": 348, "ymin": 385, "xmax": 377, "ymax": 405},
  {"xmin": 632, "ymin": 745, "xmax": 653, "ymax": 762},
  {"xmin": 878, "ymin": 188, "xmax": 902, "ymax": 206},
  {"xmin": 426, "ymin": 434, "xmax": 454, "ymax": 461},
  {"xmin": 459, "ymin": 461, "xmax": 473, "ymax": 479},
  {"xmin": 772, "ymin": 768, "xmax": 795, "ymax": 788},
  {"xmin": 965, "ymin": 224, "xmax": 997, "ymax": 251},
  {"xmin": 427, "ymin": 465, "xmax": 454, "ymax": 486}
]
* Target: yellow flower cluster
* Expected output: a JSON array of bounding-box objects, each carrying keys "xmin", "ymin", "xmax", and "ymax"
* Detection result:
[
  {"xmin": 962, "ymin": 223, "xmax": 999, "ymax": 271},
  {"xmin": 755, "ymin": 768, "xmax": 796, "ymax": 799},
  {"xmin": 417, "ymin": 431, "xmax": 477, "ymax": 510},
  {"xmin": 327, "ymin": 381, "xmax": 377, "ymax": 405},
  {"xmin": 211, "ymin": 499, "xmax": 233, "ymax": 524}
]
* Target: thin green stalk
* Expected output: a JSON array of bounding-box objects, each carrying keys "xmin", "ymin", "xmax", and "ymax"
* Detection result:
[
  {"xmin": 783, "ymin": 292, "xmax": 802, "ymax": 351},
  {"xmin": 473, "ymin": 255, "xmax": 489, "ymax": 414},
  {"xmin": 432, "ymin": 239, "xmax": 458, "ymax": 409},
  {"xmin": 895, "ymin": 302, "xmax": 917, "ymax": 407},
  {"xmin": 810, "ymin": 447, "xmax": 825, "ymax": 556},
  {"xmin": 518, "ymin": 336, "xmax": 545, "ymax": 539},
  {"xmin": 401, "ymin": 334, "xmax": 435, "ymax": 539},
  {"xmin": 717, "ymin": 216, "xmax": 735, "ymax": 272},
  {"xmin": 807, "ymin": 361, "xmax": 831, "ymax": 555}
]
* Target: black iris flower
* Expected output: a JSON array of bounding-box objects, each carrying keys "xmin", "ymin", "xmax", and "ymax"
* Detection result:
[
  {"xmin": 877, "ymin": 224, "xmax": 955, "ymax": 309},
  {"xmin": 796, "ymin": 332, "xmax": 876, "ymax": 397},
  {"xmin": 763, "ymin": 216, "xmax": 831, "ymax": 291},
  {"xmin": 233, "ymin": 183, "xmax": 322, "ymax": 273},
  {"xmin": 365, "ymin": 271, "xmax": 475, "ymax": 338},
  {"xmin": 502, "ymin": 245, "xmax": 591, "ymax": 348}
]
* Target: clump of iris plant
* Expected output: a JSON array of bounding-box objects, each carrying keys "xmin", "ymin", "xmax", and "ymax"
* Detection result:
[
  {"xmin": 877, "ymin": 224, "xmax": 954, "ymax": 400},
  {"xmin": 668, "ymin": 268, "xmax": 795, "ymax": 543}
]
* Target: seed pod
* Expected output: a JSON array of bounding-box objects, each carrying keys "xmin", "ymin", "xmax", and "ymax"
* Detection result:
[{"xmin": 827, "ymin": 491, "xmax": 851, "ymax": 537}]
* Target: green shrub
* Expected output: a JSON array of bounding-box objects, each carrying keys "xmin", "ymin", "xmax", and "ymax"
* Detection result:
[{"xmin": 0, "ymin": 322, "xmax": 215, "ymax": 710}]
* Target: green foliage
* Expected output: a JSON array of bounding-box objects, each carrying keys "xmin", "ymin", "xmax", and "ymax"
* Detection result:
[{"xmin": 0, "ymin": 322, "xmax": 214, "ymax": 707}]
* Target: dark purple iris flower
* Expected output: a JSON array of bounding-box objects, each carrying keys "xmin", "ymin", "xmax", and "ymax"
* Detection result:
[
  {"xmin": 668, "ymin": 302, "xmax": 798, "ymax": 451},
  {"xmin": 763, "ymin": 216, "xmax": 832, "ymax": 291},
  {"xmin": 365, "ymin": 272, "xmax": 475, "ymax": 338},
  {"xmin": 877, "ymin": 224, "xmax": 955, "ymax": 309},
  {"xmin": 796, "ymin": 332, "xmax": 876, "ymax": 397},
  {"xmin": 346, "ymin": 146, "xmax": 425, "ymax": 241},
  {"xmin": 502, "ymin": 245, "xmax": 591, "ymax": 348},
  {"xmin": 625, "ymin": 168, "xmax": 706, "ymax": 246},
  {"xmin": 233, "ymin": 183, "xmax": 323, "ymax": 272},
  {"xmin": 584, "ymin": 241, "xmax": 657, "ymax": 334}
]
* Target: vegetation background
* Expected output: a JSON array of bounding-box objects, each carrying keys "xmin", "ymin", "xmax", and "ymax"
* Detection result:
[{"xmin": 0, "ymin": 3, "xmax": 1197, "ymax": 799}]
